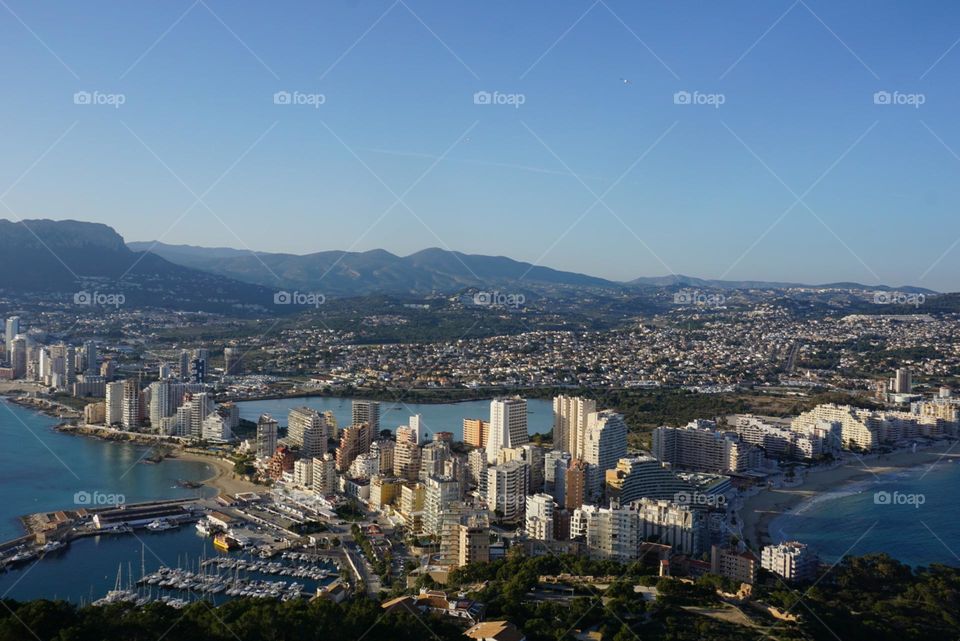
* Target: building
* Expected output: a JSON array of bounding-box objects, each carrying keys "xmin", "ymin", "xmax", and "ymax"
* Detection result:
[
  {"xmin": 148, "ymin": 380, "xmax": 173, "ymax": 430},
  {"xmin": 311, "ymin": 454, "xmax": 337, "ymax": 495},
  {"xmin": 520, "ymin": 444, "xmax": 545, "ymax": 493},
  {"xmin": 202, "ymin": 412, "xmax": 232, "ymax": 442},
  {"xmin": 393, "ymin": 438, "xmax": 421, "ymax": 481},
  {"xmin": 4, "ymin": 316, "xmax": 20, "ymax": 358},
  {"xmin": 564, "ymin": 459, "xmax": 588, "ymax": 510},
  {"xmin": 552, "ymin": 395, "xmax": 596, "ymax": 458},
  {"xmin": 424, "ymin": 476, "xmax": 461, "ymax": 536},
  {"xmin": 336, "ymin": 423, "xmax": 371, "ymax": 472},
  {"xmin": 268, "ymin": 446, "xmax": 295, "ymax": 481},
  {"xmin": 487, "ymin": 460, "xmax": 528, "ymax": 523},
  {"xmin": 604, "ymin": 456, "xmax": 696, "ymax": 504},
  {"xmin": 524, "ymin": 494, "xmax": 555, "ymax": 541},
  {"xmin": 892, "ymin": 367, "xmax": 912, "ymax": 394},
  {"xmin": 352, "ymin": 401, "xmax": 380, "ymax": 440},
  {"xmin": 581, "ymin": 410, "xmax": 627, "ymax": 499},
  {"xmin": 105, "ymin": 381, "xmax": 124, "ymax": 426},
  {"xmin": 121, "ymin": 379, "xmax": 141, "ymax": 430},
  {"xmin": 288, "ymin": 407, "xmax": 328, "ymax": 457},
  {"xmin": 458, "ymin": 512, "xmax": 491, "ymax": 567},
  {"xmin": 486, "ymin": 396, "xmax": 528, "ymax": 463},
  {"xmin": 711, "ymin": 545, "xmax": 758, "ymax": 584},
  {"xmin": 761, "ymin": 541, "xmax": 819, "ymax": 583},
  {"xmin": 574, "ymin": 499, "xmax": 705, "ymax": 559},
  {"xmin": 223, "ymin": 347, "xmax": 244, "ymax": 376},
  {"xmin": 293, "ymin": 459, "xmax": 313, "ymax": 488},
  {"xmin": 256, "ymin": 414, "xmax": 279, "ymax": 458},
  {"xmin": 464, "ymin": 621, "xmax": 526, "ymax": 641},
  {"xmin": 463, "ymin": 418, "xmax": 489, "ymax": 448},
  {"xmin": 651, "ymin": 420, "xmax": 760, "ymax": 473}
]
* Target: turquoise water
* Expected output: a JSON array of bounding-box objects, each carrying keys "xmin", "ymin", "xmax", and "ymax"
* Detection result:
[
  {"xmin": 770, "ymin": 458, "xmax": 960, "ymax": 567},
  {"xmin": 236, "ymin": 396, "xmax": 553, "ymax": 440}
]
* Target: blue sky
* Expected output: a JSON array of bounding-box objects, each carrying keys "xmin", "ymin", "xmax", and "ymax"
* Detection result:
[{"xmin": 1, "ymin": 1, "xmax": 959, "ymax": 290}]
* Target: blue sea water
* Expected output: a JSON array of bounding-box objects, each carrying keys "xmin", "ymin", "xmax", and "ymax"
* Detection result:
[{"xmin": 769, "ymin": 457, "xmax": 960, "ymax": 567}]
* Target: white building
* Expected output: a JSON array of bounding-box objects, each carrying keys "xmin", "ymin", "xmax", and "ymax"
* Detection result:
[
  {"xmin": 256, "ymin": 414, "xmax": 279, "ymax": 458},
  {"xmin": 524, "ymin": 493, "xmax": 555, "ymax": 540},
  {"xmin": 288, "ymin": 407, "xmax": 329, "ymax": 457},
  {"xmin": 552, "ymin": 395, "xmax": 596, "ymax": 459},
  {"xmin": 486, "ymin": 396, "xmax": 528, "ymax": 463},
  {"xmin": 105, "ymin": 381, "xmax": 124, "ymax": 426},
  {"xmin": 293, "ymin": 459, "xmax": 314, "ymax": 488},
  {"xmin": 582, "ymin": 410, "xmax": 627, "ymax": 499},
  {"xmin": 761, "ymin": 541, "xmax": 819, "ymax": 583},
  {"xmin": 312, "ymin": 454, "xmax": 337, "ymax": 495},
  {"xmin": 487, "ymin": 460, "xmax": 528, "ymax": 523}
]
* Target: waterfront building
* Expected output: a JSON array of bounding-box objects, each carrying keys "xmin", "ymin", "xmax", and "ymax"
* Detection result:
[
  {"xmin": 352, "ymin": 401, "xmax": 380, "ymax": 441},
  {"xmin": 105, "ymin": 381, "xmax": 124, "ymax": 426},
  {"xmin": 4, "ymin": 316, "xmax": 19, "ymax": 357},
  {"xmin": 121, "ymin": 379, "xmax": 141, "ymax": 430},
  {"xmin": 336, "ymin": 423, "xmax": 371, "ymax": 472},
  {"xmin": 651, "ymin": 420, "xmax": 760, "ymax": 473},
  {"xmin": 84, "ymin": 401, "xmax": 106, "ymax": 425},
  {"xmin": 202, "ymin": 412, "xmax": 232, "ymax": 442},
  {"xmin": 486, "ymin": 396, "xmax": 528, "ymax": 463}
]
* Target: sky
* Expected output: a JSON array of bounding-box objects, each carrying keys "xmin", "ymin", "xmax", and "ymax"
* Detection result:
[{"xmin": 1, "ymin": 1, "xmax": 959, "ymax": 291}]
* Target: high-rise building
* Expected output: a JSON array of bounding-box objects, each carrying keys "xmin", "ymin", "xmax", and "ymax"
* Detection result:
[
  {"xmin": 336, "ymin": 423, "xmax": 371, "ymax": 472},
  {"xmin": 393, "ymin": 439, "xmax": 421, "ymax": 481},
  {"xmin": 179, "ymin": 350, "xmax": 190, "ymax": 382},
  {"xmin": 352, "ymin": 401, "xmax": 380, "ymax": 439},
  {"xmin": 486, "ymin": 396, "xmax": 528, "ymax": 463},
  {"xmin": 652, "ymin": 420, "xmax": 759, "ymax": 473},
  {"xmin": 424, "ymin": 476, "xmax": 461, "ymax": 535},
  {"xmin": 148, "ymin": 380, "xmax": 174, "ymax": 429},
  {"xmin": 457, "ymin": 512, "xmax": 491, "ymax": 567},
  {"xmin": 5, "ymin": 316, "xmax": 20, "ymax": 359},
  {"xmin": 256, "ymin": 414, "xmax": 279, "ymax": 458},
  {"xmin": 288, "ymin": 407, "xmax": 328, "ymax": 457},
  {"xmin": 419, "ymin": 440, "xmax": 451, "ymax": 480},
  {"xmin": 105, "ymin": 381, "xmax": 124, "ymax": 426},
  {"xmin": 604, "ymin": 456, "xmax": 695, "ymax": 504},
  {"xmin": 552, "ymin": 395, "xmax": 596, "ymax": 458},
  {"xmin": 9, "ymin": 336, "xmax": 27, "ymax": 379},
  {"xmin": 121, "ymin": 379, "xmax": 141, "ymax": 430},
  {"xmin": 582, "ymin": 410, "xmax": 627, "ymax": 500},
  {"xmin": 487, "ymin": 459, "xmax": 528, "ymax": 523},
  {"xmin": 463, "ymin": 418, "xmax": 489, "ymax": 448},
  {"xmin": 525, "ymin": 493, "xmax": 555, "ymax": 540},
  {"xmin": 82, "ymin": 341, "xmax": 97, "ymax": 375},
  {"xmin": 311, "ymin": 454, "xmax": 337, "ymax": 495},
  {"xmin": 520, "ymin": 444, "xmax": 545, "ymax": 493},
  {"xmin": 223, "ymin": 347, "xmax": 244, "ymax": 377},
  {"xmin": 189, "ymin": 357, "xmax": 206, "ymax": 384},
  {"xmin": 564, "ymin": 459, "xmax": 588, "ymax": 510},
  {"xmin": 893, "ymin": 368, "xmax": 913, "ymax": 394}
]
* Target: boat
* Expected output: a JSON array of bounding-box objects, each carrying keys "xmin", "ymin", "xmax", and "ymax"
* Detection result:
[
  {"xmin": 146, "ymin": 519, "xmax": 178, "ymax": 532},
  {"xmin": 39, "ymin": 540, "xmax": 65, "ymax": 555},
  {"xmin": 213, "ymin": 533, "xmax": 242, "ymax": 551},
  {"xmin": 195, "ymin": 520, "xmax": 214, "ymax": 536}
]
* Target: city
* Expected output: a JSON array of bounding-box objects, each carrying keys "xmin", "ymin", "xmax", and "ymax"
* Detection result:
[{"xmin": 2, "ymin": 2, "xmax": 960, "ymax": 640}]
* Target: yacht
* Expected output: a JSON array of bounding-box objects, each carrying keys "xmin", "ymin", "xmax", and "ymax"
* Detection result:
[{"xmin": 146, "ymin": 519, "xmax": 178, "ymax": 532}]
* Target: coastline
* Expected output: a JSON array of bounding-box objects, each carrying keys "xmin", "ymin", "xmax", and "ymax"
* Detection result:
[
  {"xmin": 737, "ymin": 440, "xmax": 960, "ymax": 550},
  {"xmin": 167, "ymin": 449, "xmax": 261, "ymax": 497}
]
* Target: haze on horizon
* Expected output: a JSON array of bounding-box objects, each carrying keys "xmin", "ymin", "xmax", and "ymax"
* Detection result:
[{"xmin": 2, "ymin": 1, "xmax": 960, "ymax": 291}]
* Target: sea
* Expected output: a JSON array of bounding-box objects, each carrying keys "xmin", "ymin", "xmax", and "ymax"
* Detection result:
[
  {"xmin": 0, "ymin": 395, "xmax": 552, "ymax": 603},
  {"xmin": 768, "ymin": 456, "xmax": 960, "ymax": 568}
]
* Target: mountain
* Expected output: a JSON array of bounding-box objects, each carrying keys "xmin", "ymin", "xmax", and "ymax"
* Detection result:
[
  {"xmin": 0, "ymin": 219, "xmax": 277, "ymax": 313},
  {"xmin": 129, "ymin": 241, "xmax": 939, "ymax": 296},
  {"xmin": 125, "ymin": 242, "xmax": 622, "ymax": 295}
]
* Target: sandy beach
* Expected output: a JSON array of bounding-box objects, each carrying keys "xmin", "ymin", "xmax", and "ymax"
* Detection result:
[
  {"xmin": 170, "ymin": 450, "xmax": 261, "ymax": 497},
  {"xmin": 737, "ymin": 440, "xmax": 960, "ymax": 549}
]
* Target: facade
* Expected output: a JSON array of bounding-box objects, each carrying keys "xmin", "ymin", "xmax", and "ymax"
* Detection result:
[
  {"xmin": 524, "ymin": 493, "xmax": 555, "ymax": 540},
  {"xmin": 424, "ymin": 476, "xmax": 461, "ymax": 536},
  {"xmin": 256, "ymin": 414, "xmax": 279, "ymax": 458},
  {"xmin": 463, "ymin": 418, "xmax": 489, "ymax": 448},
  {"xmin": 393, "ymin": 438, "xmax": 421, "ymax": 481},
  {"xmin": 651, "ymin": 420, "xmax": 760, "ymax": 473},
  {"xmin": 552, "ymin": 395, "xmax": 596, "ymax": 459},
  {"xmin": 105, "ymin": 381, "xmax": 124, "ymax": 426},
  {"xmin": 121, "ymin": 379, "xmax": 141, "ymax": 430},
  {"xmin": 581, "ymin": 410, "xmax": 627, "ymax": 499},
  {"xmin": 487, "ymin": 460, "xmax": 528, "ymax": 523},
  {"xmin": 352, "ymin": 401, "xmax": 380, "ymax": 439},
  {"xmin": 336, "ymin": 423, "xmax": 371, "ymax": 472},
  {"xmin": 486, "ymin": 396, "xmax": 528, "ymax": 463},
  {"xmin": 604, "ymin": 456, "xmax": 695, "ymax": 504},
  {"xmin": 288, "ymin": 407, "xmax": 328, "ymax": 457},
  {"xmin": 761, "ymin": 541, "xmax": 819, "ymax": 583},
  {"xmin": 311, "ymin": 454, "xmax": 337, "ymax": 495},
  {"xmin": 710, "ymin": 545, "xmax": 758, "ymax": 584}
]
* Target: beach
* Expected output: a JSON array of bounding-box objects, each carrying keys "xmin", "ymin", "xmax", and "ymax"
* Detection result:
[
  {"xmin": 738, "ymin": 441, "xmax": 960, "ymax": 549},
  {"xmin": 171, "ymin": 449, "xmax": 261, "ymax": 497}
]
